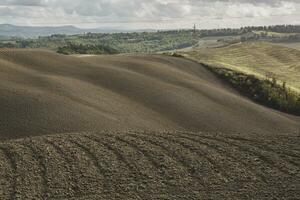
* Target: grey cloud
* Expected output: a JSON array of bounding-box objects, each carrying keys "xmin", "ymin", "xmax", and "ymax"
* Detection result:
[
  {"xmin": 48, "ymin": 0, "xmax": 300, "ymax": 19},
  {"xmin": 0, "ymin": 0, "xmax": 298, "ymax": 29},
  {"xmin": 189, "ymin": 0, "xmax": 298, "ymax": 5},
  {"xmin": 0, "ymin": 0, "xmax": 44, "ymax": 6}
]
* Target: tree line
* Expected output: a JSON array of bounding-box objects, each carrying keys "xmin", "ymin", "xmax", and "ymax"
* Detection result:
[{"xmin": 198, "ymin": 25, "xmax": 300, "ymax": 37}]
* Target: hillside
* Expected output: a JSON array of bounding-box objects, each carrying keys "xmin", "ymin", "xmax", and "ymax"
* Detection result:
[
  {"xmin": 183, "ymin": 42, "xmax": 300, "ymax": 92},
  {"xmin": 0, "ymin": 49, "xmax": 299, "ymax": 199},
  {"xmin": 0, "ymin": 24, "xmax": 150, "ymax": 38},
  {"xmin": 0, "ymin": 24, "xmax": 86, "ymax": 38},
  {"xmin": 0, "ymin": 49, "xmax": 300, "ymax": 139},
  {"xmin": 0, "ymin": 31, "xmax": 198, "ymax": 53}
]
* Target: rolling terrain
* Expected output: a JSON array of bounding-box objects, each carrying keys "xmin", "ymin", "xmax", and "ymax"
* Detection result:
[
  {"xmin": 278, "ymin": 42, "xmax": 300, "ymax": 50},
  {"xmin": 0, "ymin": 49, "xmax": 299, "ymax": 199},
  {"xmin": 0, "ymin": 49, "xmax": 299, "ymax": 139},
  {"xmin": 183, "ymin": 42, "xmax": 300, "ymax": 92}
]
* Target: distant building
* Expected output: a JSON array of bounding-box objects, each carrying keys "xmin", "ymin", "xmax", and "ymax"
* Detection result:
[{"xmin": 192, "ymin": 24, "xmax": 197, "ymax": 37}]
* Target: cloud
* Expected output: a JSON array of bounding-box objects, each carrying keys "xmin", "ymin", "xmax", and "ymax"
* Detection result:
[
  {"xmin": 0, "ymin": 0, "xmax": 44, "ymax": 6},
  {"xmin": 0, "ymin": 0, "xmax": 299, "ymax": 29}
]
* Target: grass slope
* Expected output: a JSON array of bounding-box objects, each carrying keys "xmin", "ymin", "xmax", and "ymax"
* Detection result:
[
  {"xmin": 0, "ymin": 131, "xmax": 299, "ymax": 199},
  {"xmin": 184, "ymin": 42, "xmax": 300, "ymax": 92},
  {"xmin": 277, "ymin": 42, "xmax": 300, "ymax": 50}
]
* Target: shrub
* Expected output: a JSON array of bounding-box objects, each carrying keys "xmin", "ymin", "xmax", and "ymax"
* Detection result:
[
  {"xmin": 57, "ymin": 43, "xmax": 118, "ymax": 55},
  {"xmin": 202, "ymin": 63, "xmax": 300, "ymax": 115}
]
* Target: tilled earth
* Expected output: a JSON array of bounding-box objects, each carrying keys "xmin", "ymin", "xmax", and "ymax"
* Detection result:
[
  {"xmin": 0, "ymin": 49, "xmax": 300, "ymax": 199},
  {"xmin": 0, "ymin": 131, "xmax": 299, "ymax": 200}
]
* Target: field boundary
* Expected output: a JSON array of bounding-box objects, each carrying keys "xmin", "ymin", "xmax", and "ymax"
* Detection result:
[{"xmin": 169, "ymin": 53, "xmax": 300, "ymax": 116}]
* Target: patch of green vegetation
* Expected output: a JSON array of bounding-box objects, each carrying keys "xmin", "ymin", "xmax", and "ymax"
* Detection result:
[
  {"xmin": 0, "ymin": 30, "xmax": 199, "ymax": 53},
  {"xmin": 57, "ymin": 43, "xmax": 118, "ymax": 55},
  {"xmin": 202, "ymin": 64, "xmax": 300, "ymax": 115},
  {"xmin": 1, "ymin": 25, "xmax": 300, "ymax": 54}
]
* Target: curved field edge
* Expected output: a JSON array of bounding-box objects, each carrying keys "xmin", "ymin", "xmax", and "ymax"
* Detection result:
[
  {"xmin": 181, "ymin": 42, "xmax": 300, "ymax": 93},
  {"xmin": 0, "ymin": 131, "xmax": 299, "ymax": 200},
  {"xmin": 171, "ymin": 51, "xmax": 300, "ymax": 116},
  {"xmin": 200, "ymin": 63, "xmax": 300, "ymax": 115}
]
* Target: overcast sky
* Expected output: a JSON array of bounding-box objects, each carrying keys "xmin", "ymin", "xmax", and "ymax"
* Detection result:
[{"xmin": 0, "ymin": 0, "xmax": 299, "ymax": 29}]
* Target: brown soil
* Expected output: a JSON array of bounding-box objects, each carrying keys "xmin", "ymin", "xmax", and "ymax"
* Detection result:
[
  {"xmin": 0, "ymin": 131, "xmax": 299, "ymax": 199},
  {"xmin": 0, "ymin": 49, "xmax": 299, "ymax": 199},
  {"xmin": 0, "ymin": 49, "xmax": 299, "ymax": 140}
]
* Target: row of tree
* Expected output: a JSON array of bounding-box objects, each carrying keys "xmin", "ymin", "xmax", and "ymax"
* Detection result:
[
  {"xmin": 198, "ymin": 25, "xmax": 300, "ymax": 37},
  {"xmin": 57, "ymin": 43, "xmax": 118, "ymax": 55},
  {"xmin": 240, "ymin": 32, "xmax": 300, "ymax": 43}
]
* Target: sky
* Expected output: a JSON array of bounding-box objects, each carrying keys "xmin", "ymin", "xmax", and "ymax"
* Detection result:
[{"xmin": 0, "ymin": 0, "xmax": 299, "ymax": 30}]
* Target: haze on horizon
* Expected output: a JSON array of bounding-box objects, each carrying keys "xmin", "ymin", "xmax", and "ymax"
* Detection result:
[{"xmin": 0, "ymin": 0, "xmax": 299, "ymax": 30}]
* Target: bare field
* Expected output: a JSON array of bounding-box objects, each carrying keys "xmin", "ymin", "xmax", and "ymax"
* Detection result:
[
  {"xmin": 0, "ymin": 49, "xmax": 299, "ymax": 140},
  {"xmin": 0, "ymin": 49, "xmax": 300, "ymax": 199},
  {"xmin": 0, "ymin": 131, "xmax": 299, "ymax": 200}
]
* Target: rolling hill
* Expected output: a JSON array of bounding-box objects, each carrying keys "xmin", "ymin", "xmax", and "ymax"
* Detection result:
[
  {"xmin": 0, "ymin": 49, "xmax": 299, "ymax": 139},
  {"xmin": 0, "ymin": 24, "xmax": 85, "ymax": 38},
  {"xmin": 183, "ymin": 42, "xmax": 300, "ymax": 92},
  {"xmin": 0, "ymin": 49, "xmax": 299, "ymax": 199},
  {"xmin": 0, "ymin": 24, "xmax": 154, "ymax": 38}
]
